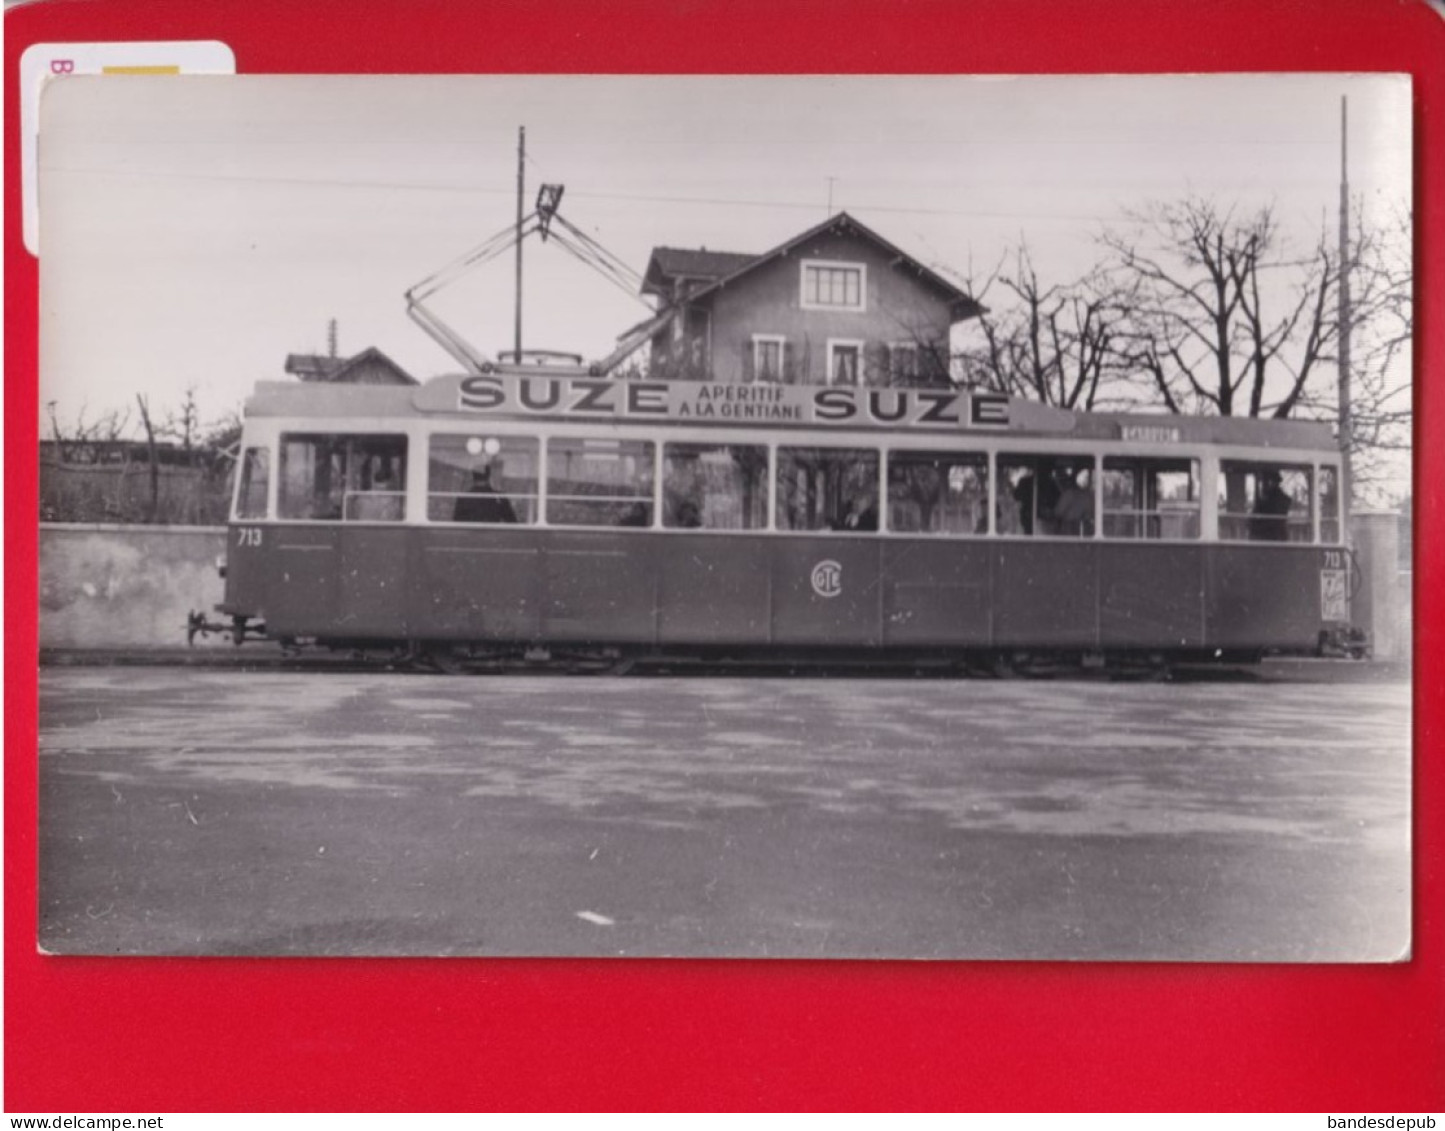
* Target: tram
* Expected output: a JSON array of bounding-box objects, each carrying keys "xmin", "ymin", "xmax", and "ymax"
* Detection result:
[{"xmin": 193, "ymin": 369, "xmax": 1353, "ymax": 671}]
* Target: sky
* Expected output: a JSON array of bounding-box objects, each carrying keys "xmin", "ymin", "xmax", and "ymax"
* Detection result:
[{"xmin": 37, "ymin": 73, "xmax": 1412, "ymax": 436}]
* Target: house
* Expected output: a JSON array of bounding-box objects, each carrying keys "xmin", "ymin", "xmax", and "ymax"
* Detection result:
[
  {"xmin": 638, "ymin": 212, "xmax": 983, "ymax": 387},
  {"xmin": 283, "ymin": 345, "xmax": 417, "ymax": 386}
]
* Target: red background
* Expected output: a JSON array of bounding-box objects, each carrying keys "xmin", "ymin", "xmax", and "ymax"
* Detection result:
[{"xmin": 6, "ymin": 0, "xmax": 1442, "ymax": 1111}]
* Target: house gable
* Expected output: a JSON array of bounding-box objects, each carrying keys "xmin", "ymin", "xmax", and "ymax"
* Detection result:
[{"xmin": 643, "ymin": 213, "xmax": 981, "ymax": 386}]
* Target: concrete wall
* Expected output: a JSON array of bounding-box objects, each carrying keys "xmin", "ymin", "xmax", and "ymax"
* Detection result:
[
  {"xmin": 39, "ymin": 524, "xmax": 227, "ymax": 649},
  {"xmin": 1350, "ymin": 510, "xmax": 1411, "ymax": 662}
]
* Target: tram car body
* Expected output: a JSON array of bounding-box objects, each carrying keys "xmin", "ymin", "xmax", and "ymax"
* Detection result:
[{"xmin": 214, "ymin": 372, "xmax": 1351, "ymax": 666}]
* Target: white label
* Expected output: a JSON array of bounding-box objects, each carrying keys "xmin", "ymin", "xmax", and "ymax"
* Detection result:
[
  {"xmin": 1321, "ymin": 568, "xmax": 1348, "ymax": 623},
  {"xmin": 19, "ymin": 40, "xmax": 236, "ymax": 255}
]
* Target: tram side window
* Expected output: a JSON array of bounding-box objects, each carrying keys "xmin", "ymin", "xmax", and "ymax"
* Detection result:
[
  {"xmin": 547, "ymin": 438, "xmax": 656, "ymax": 528},
  {"xmin": 429, "ymin": 434, "xmax": 539, "ymax": 524},
  {"xmin": 1101, "ymin": 457, "xmax": 1200, "ymax": 540},
  {"xmin": 235, "ymin": 447, "xmax": 270, "ymax": 520},
  {"xmin": 776, "ymin": 447, "xmax": 880, "ymax": 532},
  {"xmin": 662, "ymin": 443, "xmax": 769, "ymax": 530},
  {"xmin": 887, "ymin": 451, "xmax": 989, "ymax": 535},
  {"xmin": 998, "ymin": 454, "xmax": 1095, "ymax": 537},
  {"xmin": 1320, "ymin": 465, "xmax": 1341, "ymax": 543},
  {"xmin": 278, "ymin": 433, "xmax": 408, "ymax": 522},
  {"xmin": 1219, "ymin": 461, "xmax": 1313, "ymax": 543}
]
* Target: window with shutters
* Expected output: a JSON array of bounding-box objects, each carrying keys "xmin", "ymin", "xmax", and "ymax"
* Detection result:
[
  {"xmin": 889, "ymin": 342, "xmax": 920, "ymax": 384},
  {"xmin": 751, "ymin": 334, "xmax": 786, "ymax": 383},
  {"xmin": 827, "ymin": 340, "xmax": 864, "ymax": 386}
]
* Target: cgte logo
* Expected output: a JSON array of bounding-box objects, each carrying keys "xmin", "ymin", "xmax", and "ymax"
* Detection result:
[{"xmin": 811, "ymin": 559, "xmax": 843, "ymax": 599}]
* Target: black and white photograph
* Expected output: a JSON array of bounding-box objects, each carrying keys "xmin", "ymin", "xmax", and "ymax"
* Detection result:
[{"xmin": 37, "ymin": 73, "xmax": 1412, "ymax": 960}]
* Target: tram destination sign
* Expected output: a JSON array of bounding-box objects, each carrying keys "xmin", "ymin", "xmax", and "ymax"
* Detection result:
[{"xmin": 414, "ymin": 374, "xmax": 1026, "ymax": 431}]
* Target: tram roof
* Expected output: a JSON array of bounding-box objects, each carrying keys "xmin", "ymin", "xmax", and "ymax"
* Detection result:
[{"xmin": 244, "ymin": 373, "xmax": 1340, "ymax": 452}]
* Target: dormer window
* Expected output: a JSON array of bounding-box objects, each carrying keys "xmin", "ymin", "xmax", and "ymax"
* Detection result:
[{"xmin": 801, "ymin": 259, "xmax": 866, "ymax": 312}]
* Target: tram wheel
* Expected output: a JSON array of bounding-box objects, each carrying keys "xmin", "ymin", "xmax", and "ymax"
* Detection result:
[
  {"xmin": 990, "ymin": 655, "xmax": 1018, "ymax": 679},
  {"xmin": 423, "ymin": 647, "xmax": 467, "ymax": 675}
]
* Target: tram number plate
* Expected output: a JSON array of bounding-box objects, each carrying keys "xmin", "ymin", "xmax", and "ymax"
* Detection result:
[
  {"xmin": 235, "ymin": 527, "xmax": 263, "ymax": 548},
  {"xmin": 1320, "ymin": 568, "xmax": 1348, "ymax": 622}
]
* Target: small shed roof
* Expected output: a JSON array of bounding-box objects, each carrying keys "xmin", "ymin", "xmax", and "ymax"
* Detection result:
[
  {"xmin": 641, "ymin": 247, "xmax": 758, "ymax": 299},
  {"xmin": 284, "ymin": 346, "xmax": 417, "ymax": 386}
]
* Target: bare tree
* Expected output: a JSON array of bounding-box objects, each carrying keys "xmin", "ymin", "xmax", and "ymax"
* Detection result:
[
  {"xmin": 44, "ymin": 401, "xmax": 133, "ymax": 463},
  {"xmin": 135, "ymin": 394, "xmax": 161, "ymax": 523},
  {"xmin": 162, "ymin": 386, "xmax": 203, "ymax": 463},
  {"xmin": 1288, "ymin": 201, "xmax": 1413, "ymax": 500},
  {"xmin": 1097, "ymin": 197, "xmax": 1341, "ymax": 419},
  {"xmin": 1101, "ymin": 194, "xmax": 1411, "ymax": 502},
  {"xmin": 953, "ymin": 244, "xmax": 1130, "ymax": 410}
]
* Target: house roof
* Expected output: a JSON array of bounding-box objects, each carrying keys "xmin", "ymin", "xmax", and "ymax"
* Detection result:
[
  {"xmin": 284, "ymin": 354, "xmax": 346, "ymax": 380},
  {"xmin": 284, "ymin": 346, "xmax": 417, "ymax": 386},
  {"xmin": 654, "ymin": 212, "xmax": 985, "ymax": 324},
  {"xmin": 641, "ymin": 247, "xmax": 758, "ymax": 299}
]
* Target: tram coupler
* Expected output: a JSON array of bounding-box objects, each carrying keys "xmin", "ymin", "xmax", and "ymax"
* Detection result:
[
  {"xmin": 186, "ymin": 611, "xmax": 267, "ymax": 647},
  {"xmin": 1318, "ymin": 625, "xmax": 1370, "ymax": 660}
]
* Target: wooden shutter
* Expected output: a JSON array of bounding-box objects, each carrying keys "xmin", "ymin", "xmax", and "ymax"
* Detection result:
[{"xmin": 865, "ymin": 341, "xmax": 889, "ymax": 387}]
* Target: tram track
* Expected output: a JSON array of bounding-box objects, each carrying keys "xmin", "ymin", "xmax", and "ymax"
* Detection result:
[{"xmin": 37, "ymin": 646, "xmax": 1404, "ymax": 683}]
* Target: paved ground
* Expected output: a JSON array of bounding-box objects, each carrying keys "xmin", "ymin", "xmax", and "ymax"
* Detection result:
[{"xmin": 37, "ymin": 666, "xmax": 1411, "ymax": 960}]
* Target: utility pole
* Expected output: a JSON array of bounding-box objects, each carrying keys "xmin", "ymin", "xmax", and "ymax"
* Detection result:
[
  {"xmin": 1337, "ymin": 96, "xmax": 1353, "ymax": 515},
  {"xmin": 826, "ymin": 176, "xmax": 837, "ymax": 218},
  {"xmin": 515, "ymin": 125, "xmax": 525, "ymax": 361}
]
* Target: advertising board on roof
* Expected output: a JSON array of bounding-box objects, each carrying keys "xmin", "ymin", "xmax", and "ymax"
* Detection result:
[{"xmin": 412, "ymin": 373, "xmax": 1019, "ymax": 431}]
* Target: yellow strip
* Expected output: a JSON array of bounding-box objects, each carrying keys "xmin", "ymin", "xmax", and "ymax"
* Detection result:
[{"xmin": 101, "ymin": 65, "xmax": 182, "ymax": 75}]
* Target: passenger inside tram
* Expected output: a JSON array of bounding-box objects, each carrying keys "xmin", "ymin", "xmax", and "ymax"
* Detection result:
[
  {"xmin": 837, "ymin": 486, "xmax": 879, "ymax": 532},
  {"xmin": 618, "ymin": 502, "xmax": 651, "ymax": 527},
  {"xmin": 1005, "ymin": 458, "xmax": 1063, "ymax": 536},
  {"xmin": 1053, "ymin": 468, "xmax": 1095, "ymax": 537},
  {"xmin": 351, "ymin": 457, "xmax": 404, "ymax": 521},
  {"xmin": 1218, "ymin": 462, "xmax": 1311, "ymax": 542},
  {"xmin": 453, "ymin": 462, "xmax": 517, "ymax": 524},
  {"xmin": 775, "ymin": 447, "xmax": 878, "ymax": 532},
  {"xmin": 886, "ymin": 453, "xmax": 988, "ymax": 535},
  {"xmin": 1251, "ymin": 471, "xmax": 1293, "ymax": 541}
]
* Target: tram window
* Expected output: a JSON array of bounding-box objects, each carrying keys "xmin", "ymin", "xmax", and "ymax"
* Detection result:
[
  {"xmin": 1101, "ymin": 457, "xmax": 1200, "ymax": 540},
  {"xmin": 997, "ymin": 454, "xmax": 1095, "ymax": 537},
  {"xmin": 278, "ymin": 433, "xmax": 408, "ymax": 522},
  {"xmin": 887, "ymin": 451, "xmax": 988, "ymax": 535},
  {"xmin": 1219, "ymin": 461, "xmax": 1313, "ymax": 543},
  {"xmin": 775, "ymin": 447, "xmax": 879, "ymax": 532},
  {"xmin": 235, "ymin": 447, "xmax": 270, "ymax": 520},
  {"xmin": 547, "ymin": 437, "xmax": 656, "ymax": 528},
  {"xmin": 1320, "ymin": 465, "xmax": 1341, "ymax": 543},
  {"xmin": 662, "ymin": 443, "xmax": 768, "ymax": 530},
  {"xmin": 429, "ymin": 434, "xmax": 539, "ymax": 524}
]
